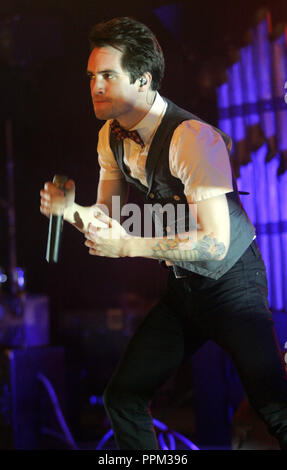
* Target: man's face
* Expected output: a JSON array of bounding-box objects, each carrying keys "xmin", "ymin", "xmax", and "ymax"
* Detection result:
[{"xmin": 87, "ymin": 46, "xmax": 141, "ymax": 124}]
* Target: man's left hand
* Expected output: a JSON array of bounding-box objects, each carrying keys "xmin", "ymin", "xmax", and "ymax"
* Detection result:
[{"xmin": 84, "ymin": 208, "xmax": 131, "ymax": 258}]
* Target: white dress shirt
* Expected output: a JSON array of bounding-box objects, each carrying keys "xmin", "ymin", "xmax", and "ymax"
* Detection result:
[{"xmin": 97, "ymin": 93, "xmax": 234, "ymax": 203}]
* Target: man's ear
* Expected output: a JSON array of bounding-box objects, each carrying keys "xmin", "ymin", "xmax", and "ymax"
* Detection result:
[{"xmin": 137, "ymin": 72, "xmax": 152, "ymax": 91}]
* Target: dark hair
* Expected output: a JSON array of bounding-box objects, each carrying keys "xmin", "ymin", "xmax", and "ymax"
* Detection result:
[{"xmin": 89, "ymin": 17, "xmax": 165, "ymax": 91}]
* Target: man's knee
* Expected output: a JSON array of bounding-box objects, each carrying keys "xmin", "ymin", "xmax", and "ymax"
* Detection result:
[{"xmin": 103, "ymin": 381, "xmax": 148, "ymax": 414}]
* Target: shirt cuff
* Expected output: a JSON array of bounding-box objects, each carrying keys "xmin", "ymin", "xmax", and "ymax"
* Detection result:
[
  {"xmin": 184, "ymin": 186, "xmax": 233, "ymax": 203},
  {"xmin": 99, "ymin": 168, "xmax": 125, "ymax": 181}
]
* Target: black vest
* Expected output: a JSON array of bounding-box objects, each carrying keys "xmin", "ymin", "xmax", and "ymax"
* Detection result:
[{"xmin": 109, "ymin": 98, "xmax": 255, "ymax": 280}]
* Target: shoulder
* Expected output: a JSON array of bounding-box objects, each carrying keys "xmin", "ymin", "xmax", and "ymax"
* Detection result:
[
  {"xmin": 170, "ymin": 120, "xmax": 230, "ymax": 166},
  {"xmin": 172, "ymin": 119, "xmax": 224, "ymax": 147}
]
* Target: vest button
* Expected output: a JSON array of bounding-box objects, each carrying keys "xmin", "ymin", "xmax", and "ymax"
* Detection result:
[
  {"xmin": 149, "ymin": 192, "xmax": 155, "ymax": 199},
  {"xmin": 173, "ymin": 195, "xmax": 181, "ymax": 201}
]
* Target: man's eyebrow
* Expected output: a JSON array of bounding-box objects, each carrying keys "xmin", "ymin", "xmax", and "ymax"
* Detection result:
[{"xmin": 86, "ymin": 69, "xmax": 119, "ymax": 76}]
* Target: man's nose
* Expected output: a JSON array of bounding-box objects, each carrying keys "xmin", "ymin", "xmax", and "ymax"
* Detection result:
[{"xmin": 90, "ymin": 76, "xmax": 105, "ymax": 94}]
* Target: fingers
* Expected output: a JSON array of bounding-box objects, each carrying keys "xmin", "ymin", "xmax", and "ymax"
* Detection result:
[
  {"xmin": 84, "ymin": 242, "xmax": 119, "ymax": 258},
  {"xmin": 84, "ymin": 238, "xmax": 105, "ymax": 257},
  {"xmin": 84, "ymin": 239, "xmax": 98, "ymax": 251},
  {"xmin": 84, "ymin": 238, "xmax": 97, "ymax": 254},
  {"xmin": 89, "ymin": 217, "xmax": 110, "ymax": 229},
  {"xmin": 85, "ymin": 227, "xmax": 104, "ymax": 242},
  {"xmin": 85, "ymin": 230, "xmax": 97, "ymax": 242},
  {"xmin": 40, "ymin": 181, "xmax": 67, "ymax": 217},
  {"xmin": 40, "ymin": 202, "xmax": 50, "ymax": 217},
  {"xmin": 65, "ymin": 179, "xmax": 75, "ymax": 192},
  {"xmin": 40, "ymin": 187, "xmax": 51, "ymax": 217},
  {"xmin": 92, "ymin": 207, "xmax": 111, "ymax": 228},
  {"xmin": 84, "ymin": 234, "xmax": 120, "ymax": 258},
  {"xmin": 94, "ymin": 207, "xmax": 109, "ymax": 220}
]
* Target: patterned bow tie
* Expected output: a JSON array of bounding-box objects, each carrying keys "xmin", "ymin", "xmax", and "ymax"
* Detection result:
[{"xmin": 110, "ymin": 120, "xmax": 145, "ymax": 148}]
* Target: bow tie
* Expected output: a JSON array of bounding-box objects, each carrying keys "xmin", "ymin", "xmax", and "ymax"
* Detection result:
[{"xmin": 110, "ymin": 120, "xmax": 145, "ymax": 148}]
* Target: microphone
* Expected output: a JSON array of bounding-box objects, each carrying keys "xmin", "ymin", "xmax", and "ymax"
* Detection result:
[{"xmin": 46, "ymin": 174, "xmax": 68, "ymax": 263}]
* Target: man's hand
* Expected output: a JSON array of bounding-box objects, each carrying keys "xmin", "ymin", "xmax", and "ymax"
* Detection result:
[
  {"xmin": 40, "ymin": 179, "xmax": 75, "ymax": 217},
  {"xmin": 84, "ymin": 208, "xmax": 132, "ymax": 258}
]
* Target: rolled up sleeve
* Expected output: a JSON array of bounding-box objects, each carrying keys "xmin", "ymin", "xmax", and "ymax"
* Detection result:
[{"xmin": 169, "ymin": 120, "xmax": 234, "ymax": 203}]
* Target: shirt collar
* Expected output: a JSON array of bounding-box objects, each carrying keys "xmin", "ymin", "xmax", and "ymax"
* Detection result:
[{"xmin": 130, "ymin": 92, "xmax": 167, "ymax": 145}]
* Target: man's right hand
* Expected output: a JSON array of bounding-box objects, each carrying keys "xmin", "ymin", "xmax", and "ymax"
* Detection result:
[{"xmin": 40, "ymin": 179, "xmax": 75, "ymax": 218}]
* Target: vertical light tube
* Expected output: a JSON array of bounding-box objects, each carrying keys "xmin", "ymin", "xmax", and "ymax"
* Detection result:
[
  {"xmin": 240, "ymin": 39, "xmax": 271, "ymax": 305},
  {"xmin": 272, "ymin": 29, "xmax": 287, "ymax": 311},
  {"xmin": 253, "ymin": 14, "xmax": 280, "ymax": 309},
  {"xmin": 227, "ymin": 60, "xmax": 256, "ymax": 222},
  {"xmin": 216, "ymin": 12, "xmax": 286, "ymax": 313},
  {"xmin": 216, "ymin": 81, "xmax": 239, "ymax": 184}
]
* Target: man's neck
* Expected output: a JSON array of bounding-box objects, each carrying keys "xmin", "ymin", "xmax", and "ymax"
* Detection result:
[{"xmin": 117, "ymin": 91, "xmax": 157, "ymax": 129}]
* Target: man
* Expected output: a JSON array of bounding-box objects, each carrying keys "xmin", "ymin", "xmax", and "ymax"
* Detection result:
[{"xmin": 40, "ymin": 17, "xmax": 287, "ymax": 450}]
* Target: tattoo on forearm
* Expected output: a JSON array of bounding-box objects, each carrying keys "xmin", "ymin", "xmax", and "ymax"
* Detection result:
[
  {"xmin": 73, "ymin": 211, "xmax": 84, "ymax": 230},
  {"xmin": 152, "ymin": 233, "xmax": 226, "ymax": 262}
]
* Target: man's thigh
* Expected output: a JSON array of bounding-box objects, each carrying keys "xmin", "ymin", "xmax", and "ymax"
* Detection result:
[{"xmin": 106, "ymin": 296, "xmax": 205, "ymax": 400}]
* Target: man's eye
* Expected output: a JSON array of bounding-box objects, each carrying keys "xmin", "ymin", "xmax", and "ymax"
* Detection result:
[
  {"xmin": 87, "ymin": 72, "xmax": 116, "ymax": 80},
  {"xmin": 103, "ymin": 73, "xmax": 115, "ymax": 79}
]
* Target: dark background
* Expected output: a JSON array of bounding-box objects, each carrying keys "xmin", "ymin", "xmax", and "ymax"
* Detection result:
[{"xmin": 0, "ymin": 0, "xmax": 286, "ymax": 449}]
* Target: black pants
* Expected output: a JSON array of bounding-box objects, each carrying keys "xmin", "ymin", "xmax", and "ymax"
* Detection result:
[{"xmin": 103, "ymin": 241, "xmax": 287, "ymax": 449}]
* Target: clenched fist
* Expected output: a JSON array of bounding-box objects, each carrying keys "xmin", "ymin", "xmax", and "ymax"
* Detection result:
[{"xmin": 40, "ymin": 179, "xmax": 75, "ymax": 217}]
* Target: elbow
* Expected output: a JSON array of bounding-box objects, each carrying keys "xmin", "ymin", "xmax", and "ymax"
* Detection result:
[
  {"xmin": 215, "ymin": 237, "xmax": 230, "ymax": 261},
  {"xmin": 217, "ymin": 248, "xmax": 228, "ymax": 261},
  {"xmin": 209, "ymin": 228, "xmax": 230, "ymax": 261}
]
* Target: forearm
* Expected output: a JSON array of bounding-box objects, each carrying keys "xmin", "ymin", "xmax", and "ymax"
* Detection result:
[
  {"xmin": 64, "ymin": 203, "xmax": 95, "ymax": 233},
  {"xmin": 63, "ymin": 198, "xmax": 125, "ymax": 233},
  {"xmin": 127, "ymin": 229, "xmax": 229, "ymax": 262}
]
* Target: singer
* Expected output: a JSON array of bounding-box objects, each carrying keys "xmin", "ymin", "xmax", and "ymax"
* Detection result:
[{"xmin": 40, "ymin": 17, "xmax": 287, "ymax": 450}]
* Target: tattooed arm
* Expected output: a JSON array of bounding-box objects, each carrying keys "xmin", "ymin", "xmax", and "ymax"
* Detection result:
[
  {"xmin": 84, "ymin": 193, "xmax": 230, "ymax": 262},
  {"xmin": 128, "ymin": 194, "xmax": 230, "ymax": 262}
]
